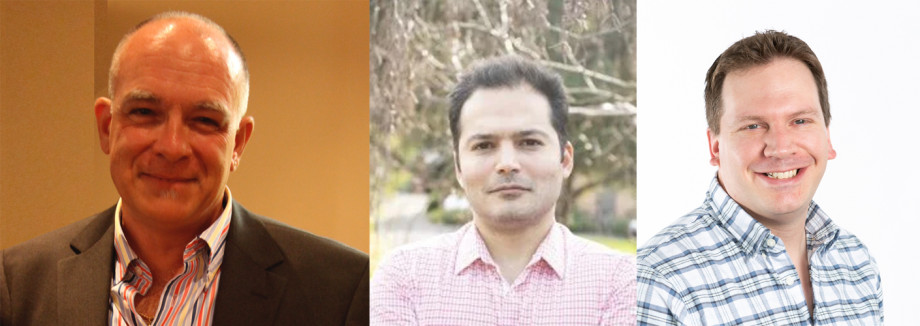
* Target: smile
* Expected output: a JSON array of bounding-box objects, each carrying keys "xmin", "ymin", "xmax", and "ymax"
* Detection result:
[
  {"xmin": 764, "ymin": 169, "xmax": 798, "ymax": 180},
  {"xmin": 142, "ymin": 173, "xmax": 196, "ymax": 183}
]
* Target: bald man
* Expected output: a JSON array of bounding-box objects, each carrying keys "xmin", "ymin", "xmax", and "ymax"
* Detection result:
[{"xmin": 0, "ymin": 12, "xmax": 368, "ymax": 326}]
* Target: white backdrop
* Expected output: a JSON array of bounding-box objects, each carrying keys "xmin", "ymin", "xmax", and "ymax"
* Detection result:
[{"xmin": 637, "ymin": 1, "xmax": 919, "ymax": 323}]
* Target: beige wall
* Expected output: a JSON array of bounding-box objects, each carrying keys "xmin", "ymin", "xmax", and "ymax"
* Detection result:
[{"xmin": 0, "ymin": 1, "xmax": 369, "ymax": 253}]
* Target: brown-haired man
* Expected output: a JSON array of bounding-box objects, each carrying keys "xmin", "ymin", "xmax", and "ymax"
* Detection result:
[
  {"xmin": 637, "ymin": 30, "xmax": 882, "ymax": 325},
  {"xmin": 371, "ymin": 56, "xmax": 636, "ymax": 325}
]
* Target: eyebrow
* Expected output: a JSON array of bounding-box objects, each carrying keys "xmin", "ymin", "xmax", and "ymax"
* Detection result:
[
  {"xmin": 464, "ymin": 129, "xmax": 552, "ymax": 143},
  {"xmin": 734, "ymin": 109, "xmax": 819, "ymax": 123},
  {"xmin": 121, "ymin": 90, "xmax": 160, "ymax": 106},
  {"xmin": 120, "ymin": 90, "xmax": 230, "ymax": 116},
  {"xmin": 194, "ymin": 101, "xmax": 230, "ymax": 116}
]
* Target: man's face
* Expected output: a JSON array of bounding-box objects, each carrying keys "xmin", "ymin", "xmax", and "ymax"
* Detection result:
[
  {"xmin": 455, "ymin": 85, "xmax": 573, "ymax": 231},
  {"xmin": 708, "ymin": 58, "xmax": 835, "ymax": 223},
  {"xmin": 95, "ymin": 20, "xmax": 253, "ymax": 229}
]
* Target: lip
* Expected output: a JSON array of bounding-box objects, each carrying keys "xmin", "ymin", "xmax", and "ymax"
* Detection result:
[
  {"xmin": 487, "ymin": 184, "xmax": 531, "ymax": 194},
  {"xmin": 141, "ymin": 173, "xmax": 196, "ymax": 184},
  {"xmin": 754, "ymin": 167, "xmax": 806, "ymax": 185}
]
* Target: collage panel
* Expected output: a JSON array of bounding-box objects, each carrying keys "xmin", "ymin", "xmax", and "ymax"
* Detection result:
[
  {"xmin": 370, "ymin": 0, "xmax": 637, "ymax": 324},
  {"xmin": 1, "ymin": 1, "xmax": 369, "ymax": 324},
  {"xmin": 638, "ymin": 1, "xmax": 917, "ymax": 324}
]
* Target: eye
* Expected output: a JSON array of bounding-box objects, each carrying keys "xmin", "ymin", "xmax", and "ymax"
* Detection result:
[
  {"xmin": 520, "ymin": 139, "xmax": 543, "ymax": 147},
  {"xmin": 194, "ymin": 116, "xmax": 220, "ymax": 126},
  {"xmin": 793, "ymin": 119, "xmax": 807, "ymax": 125},
  {"xmin": 471, "ymin": 142, "xmax": 493, "ymax": 151},
  {"xmin": 129, "ymin": 108, "xmax": 154, "ymax": 116},
  {"xmin": 744, "ymin": 124, "xmax": 761, "ymax": 130}
]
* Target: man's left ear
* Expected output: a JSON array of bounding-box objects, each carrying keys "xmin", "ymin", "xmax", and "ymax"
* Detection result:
[
  {"xmin": 230, "ymin": 116, "xmax": 255, "ymax": 172},
  {"xmin": 827, "ymin": 127, "xmax": 837, "ymax": 160},
  {"xmin": 562, "ymin": 141, "xmax": 574, "ymax": 178}
]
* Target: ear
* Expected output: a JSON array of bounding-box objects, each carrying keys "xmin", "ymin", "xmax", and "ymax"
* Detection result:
[
  {"xmin": 94, "ymin": 97, "xmax": 113, "ymax": 154},
  {"xmin": 453, "ymin": 150, "xmax": 466, "ymax": 190},
  {"xmin": 561, "ymin": 141, "xmax": 574, "ymax": 178},
  {"xmin": 230, "ymin": 116, "xmax": 255, "ymax": 172},
  {"xmin": 826, "ymin": 127, "xmax": 837, "ymax": 160},
  {"xmin": 707, "ymin": 128, "xmax": 720, "ymax": 167}
]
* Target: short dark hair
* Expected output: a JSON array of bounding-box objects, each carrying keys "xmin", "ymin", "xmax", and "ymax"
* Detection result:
[
  {"xmin": 704, "ymin": 30, "xmax": 830, "ymax": 134},
  {"xmin": 448, "ymin": 56, "xmax": 568, "ymax": 168}
]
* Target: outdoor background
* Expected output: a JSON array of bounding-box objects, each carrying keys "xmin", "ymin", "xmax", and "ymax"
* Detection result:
[
  {"xmin": 0, "ymin": 1, "xmax": 368, "ymax": 252},
  {"xmin": 370, "ymin": 0, "xmax": 638, "ymax": 274},
  {"xmin": 637, "ymin": 1, "xmax": 920, "ymax": 323}
]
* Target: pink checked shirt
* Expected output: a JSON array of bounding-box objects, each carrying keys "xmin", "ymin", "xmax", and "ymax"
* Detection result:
[
  {"xmin": 371, "ymin": 222, "xmax": 637, "ymax": 325},
  {"xmin": 108, "ymin": 190, "xmax": 232, "ymax": 326}
]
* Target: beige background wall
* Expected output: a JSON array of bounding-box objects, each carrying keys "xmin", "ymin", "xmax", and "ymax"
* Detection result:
[{"xmin": 0, "ymin": 1, "xmax": 369, "ymax": 252}]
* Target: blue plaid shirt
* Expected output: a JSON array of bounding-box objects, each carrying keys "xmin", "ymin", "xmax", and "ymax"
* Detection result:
[{"xmin": 637, "ymin": 177, "xmax": 883, "ymax": 325}]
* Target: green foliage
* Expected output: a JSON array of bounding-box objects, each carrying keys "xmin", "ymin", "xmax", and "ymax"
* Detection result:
[
  {"xmin": 427, "ymin": 207, "xmax": 472, "ymax": 225},
  {"xmin": 577, "ymin": 233, "xmax": 637, "ymax": 254}
]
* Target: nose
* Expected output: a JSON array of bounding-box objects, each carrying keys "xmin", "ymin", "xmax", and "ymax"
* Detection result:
[
  {"xmin": 763, "ymin": 126, "xmax": 796, "ymax": 158},
  {"xmin": 152, "ymin": 113, "xmax": 191, "ymax": 162},
  {"xmin": 495, "ymin": 143, "xmax": 521, "ymax": 174}
]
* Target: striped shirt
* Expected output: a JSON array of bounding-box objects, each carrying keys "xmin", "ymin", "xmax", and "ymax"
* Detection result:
[
  {"xmin": 637, "ymin": 178, "xmax": 883, "ymax": 325},
  {"xmin": 108, "ymin": 190, "xmax": 233, "ymax": 326},
  {"xmin": 371, "ymin": 222, "xmax": 637, "ymax": 325}
]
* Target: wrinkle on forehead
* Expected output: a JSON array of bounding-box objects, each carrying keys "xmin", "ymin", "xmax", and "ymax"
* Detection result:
[{"xmin": 114, "ymin": 18, "xmax": 248, "ymax": 119}]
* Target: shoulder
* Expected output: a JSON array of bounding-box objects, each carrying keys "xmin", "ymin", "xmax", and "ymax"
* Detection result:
[
  {"xmin": 232, "ymin": 203, "xmax": 368, "ymax": 271},
  {"xmin": 375, "ymin": 225, "xmax": 464, "ymax": 275},
  {"xmin": 637, "ymin": 206, "xmax": 719, "ymax": 273},
  {"xmin": 827, "ymin": 226, "xmax": 879, "ymax": 272},
  {"xmin": 2, "ymin": 207, "xmax": 114, "ymax": 272},
  {"xmin": 564, "ymin": 227, "xmax": 635, "ymax": 272}
]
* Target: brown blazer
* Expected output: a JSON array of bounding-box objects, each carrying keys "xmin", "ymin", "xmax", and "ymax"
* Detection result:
[{"xmin": 0, "ymin": 201, "xmax": 369, "ymax": 325}]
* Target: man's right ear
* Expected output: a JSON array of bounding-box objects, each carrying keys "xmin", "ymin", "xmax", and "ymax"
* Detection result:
[
  {"xmin": 453, "ymin": 151, "xmax": 465, "ymax": 190},
  {"xmin": 94, "ymin": 97, "xmax": 113, "ymax": 155},
  {"xmin": 707, "ymin": 128, "xmax": 720, "ymax": 167}
]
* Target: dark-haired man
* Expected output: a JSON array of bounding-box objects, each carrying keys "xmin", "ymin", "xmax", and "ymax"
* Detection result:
[
  {"xmin": 637, "ymin": 30, "xmax": 882, "ymax": 325},
  {"xmin": 370, "ymin": 56, "xmax": 636, "ymax": 325},
  {"xmin": 0, "ymin": 12, "xmax": 368, "ymax": 325}
]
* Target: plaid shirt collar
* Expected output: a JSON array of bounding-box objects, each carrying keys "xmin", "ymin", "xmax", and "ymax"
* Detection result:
[
  {"xmin": 705, "ymin": 176, "xmax": 840, "ymax": 256},
  {"xmin": 454, "ymin": 222, "xmax": 566, "ymax": 279}
]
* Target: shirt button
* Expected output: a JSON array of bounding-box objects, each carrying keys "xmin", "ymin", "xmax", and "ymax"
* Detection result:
[
  {"xmin": 785, "ymin": 276, "xmax": 796, "ymax": 286},
  {"xmin": 765, "ymin": 238, "xmax": 776, "ymax": 248}
]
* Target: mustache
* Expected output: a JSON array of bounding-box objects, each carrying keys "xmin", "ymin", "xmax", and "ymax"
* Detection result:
[{"xmin": 486, "ymin": 175, "xmax": 532, "ymax": 193}]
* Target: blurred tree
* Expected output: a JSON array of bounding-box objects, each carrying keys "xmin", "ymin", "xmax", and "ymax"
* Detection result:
[{"xmin": 370, "ymin": 0, "xmax": 636, "ymax": 233}]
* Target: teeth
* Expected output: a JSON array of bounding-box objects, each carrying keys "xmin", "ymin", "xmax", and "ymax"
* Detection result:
[{"xmin": 766, "ymin": 169, "xmax": 798, "ymax": 179}]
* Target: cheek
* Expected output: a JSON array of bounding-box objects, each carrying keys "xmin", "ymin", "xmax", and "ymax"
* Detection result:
[
  {"xmin": 458, "ymin": 156, "xmax": 491, "ymax": 179},
  {"xmin": 191, "ymin": 135, "xmax": 235, "ymax": 170},
  {"xmin": 110, "ymin": 127, "xmax": 151, "ymax": 158},
  {"xmin": 721, "ymin": 138, "xmax": 760, "ymax": 167}
]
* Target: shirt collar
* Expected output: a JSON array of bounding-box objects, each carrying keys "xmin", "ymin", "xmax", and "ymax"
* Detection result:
[
  {"xmin": 454, "ymin": 222, "xmax": 567, "ymax": 279},
  {"xmin": 705, "ymin": 176, "xmax": 840, "ymax": 255},
  {"xmin": 113, "ymin": 187, "xmax": 234, "ymax": 278}
]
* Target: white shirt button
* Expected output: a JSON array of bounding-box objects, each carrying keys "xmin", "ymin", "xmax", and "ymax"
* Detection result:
[
  {"xmin": 785, "ymin": 276, "xmax": 796, "ymax": 286},
  {"xmin": 765, "ymin": 238, "xmax": 776, "ymax": 248}
]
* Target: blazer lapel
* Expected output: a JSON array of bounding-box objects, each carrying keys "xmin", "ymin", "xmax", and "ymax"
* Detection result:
[
  {"xmin": 57, "ymin": 206, "xmax": 116, "ymax": 325},
  {"xmin": 212, "ymin": 202, "xmax": 287, "ymax": 326}
]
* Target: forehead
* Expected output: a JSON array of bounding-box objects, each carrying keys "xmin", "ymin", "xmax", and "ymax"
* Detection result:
[
  {"xmin": 720, "ymin": 58, "xmax": 821, "ymax": 122},
  {"xmin": 459, "ymin": 85, "xmax": 555, "ymax": 138},
  {"xmin": 113, "ymin": 19, "xmax": 242, "ymax": 106}
]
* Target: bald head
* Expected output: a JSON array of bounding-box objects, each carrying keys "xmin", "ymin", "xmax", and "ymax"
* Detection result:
[{"xmin": 108, "ymin": 12, "xmax": 250, "ymax": 119}]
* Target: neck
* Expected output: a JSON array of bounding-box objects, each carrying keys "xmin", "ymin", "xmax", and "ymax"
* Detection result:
[
  {"xmin": 474, "ymin": 214, "xmax": 555, "ymax": 283},
  {"xmin": 750, "ymin": 210, "xmax": 807, "ymax": 253},
  {"xmin": 121, "ymin": 209, "xmax": 219, "ymax": 281}
]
